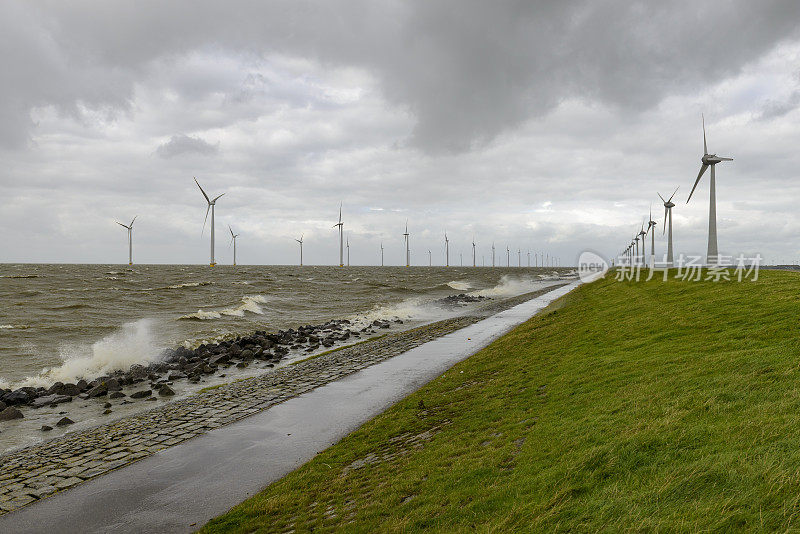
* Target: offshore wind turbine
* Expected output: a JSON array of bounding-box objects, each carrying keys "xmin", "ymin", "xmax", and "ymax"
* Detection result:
[
  {"xmin": 346, "ymin": 234, "xmax": 350, "ymax": 266},
  {"xmin": 228, "ymin": 226, "xmax": 239, "ymax": 266},
  {"xmin": 380, "ymin": 242, "xmax": 384, "ymax": 266},
  {"xmin": 518, "ymin": 249, "xmax": 521, "ymax": 267},
  {"xmin": 506, "ymin": 246, "xmax": 510, "ymax": 267},
  {"xmin": 687, "ymin": 114, "xmax": 733, "ymax": 264},
  {"xmin": 444, "ymin": 232, "xmax": 450, "ymax": 267},
  {"xmin": 115, "ymin": 216, "xmax": 137, "ymax": 265},
  {"xmin": 332, "ymin": 203, "xmax": 344, "ymax": 267},
  {"xmin": 460, "ymin": 252, "xmax": 463, "ymax": 266},
  {"xmin": 194, "ymin": 178, "xmax": 225, "ymax": 266},
  {"xmin": 527, "ymin": 250, "xmax": 530, "ymax": 267},
  {"xmin": 295, "ymin": 234, "xmax": 304, "ymax": 266},
  {"xmin": 428, "ymin": 249, "xmax": 432, "ymax": 266},
  {"xmin": 659, "ymin": 187, "xmax": 679, "ymax": 266},
  {"xmin": 491, "ymin": 243, "xmax": 495, "ymax": 267},
  {"xmin": 403, "ymin": 220, "xmax": 410, "ymax": 267},
  {"xmin": 472, "ymin": 237, "xmax": 476, "ymax": 267}
]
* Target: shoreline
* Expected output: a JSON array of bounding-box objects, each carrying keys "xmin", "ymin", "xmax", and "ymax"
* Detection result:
[{"xmin": 0, "ymin": 282, "xmax": 569, "ymax": 516}]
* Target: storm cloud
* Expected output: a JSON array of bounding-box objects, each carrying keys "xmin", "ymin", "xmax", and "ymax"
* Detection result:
[{"xmin": 1, "ymin": 1, "xmax": 799, "ymax": 265}]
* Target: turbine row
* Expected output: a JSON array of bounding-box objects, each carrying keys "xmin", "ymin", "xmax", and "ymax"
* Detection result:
[{"xmin": 619, "ymin": 115, "xmax": 732, "ymax": 267}]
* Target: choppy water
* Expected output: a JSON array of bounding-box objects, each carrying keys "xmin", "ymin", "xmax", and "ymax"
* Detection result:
[
  {"xmin": 0, "ymin": 264, "xmax": 572, "ymax": 389},
  {"xmin": 0, "ymin": 264, "xmax": 574, "ymax": 452}
]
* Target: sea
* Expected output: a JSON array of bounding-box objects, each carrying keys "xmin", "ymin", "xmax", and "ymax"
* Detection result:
[{"xmin": 0, "ymin": 264, "xmax": 572, "ymax": 451}]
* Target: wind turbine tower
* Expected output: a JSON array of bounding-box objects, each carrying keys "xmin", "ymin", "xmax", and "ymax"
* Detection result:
[
  {"xmin": 380, "ymin": 242, "xmax": 384, "ymax": 266},
  {"xmin": 333, "ymin": 204, "xmax": 344, "ymax": 267},
  {"xmin": 491, "ymin": 243, "xmax": 496, "ymax": 267},
  {"xmin": 647, "ymin": 207, "xmax": 657, "ymax": 268},
  {"xmin": 428, "ymin": 249, "xmax": 432, "ymax": 266},
  {"xmin": 687, "ymin": 115, "xmax": 733, "ymax": 265},
  {"xmin": 346, "ymin": 234, "xmax": 350, "ymax": 267},
  {"xmin": 194, "ymin": 178, "xmax": 225, "ymax": 266},
  {"xmin": 506, "ymin": 246, "xmax": 510, "ymax": 267},
  {"xmin": 403, "ymin": 221, "xmax": 410, "ymax": 267},
  {"xmin": 229, "ymin": 226, "xmax": 239, "ymax": 266},
  {"xmin": 638, "ymin": 223, "xmax": 647, "ymax": 265},
  {"xmin": 115, "ymin": 216, "xmax": 137, "ymax": 265},
  {"xmin": 472, "ymin": 237, "xmax": 476, "ymax": 267},
  {"xmin": 295, "ymin": 234, "xmax": 304, "ymax": 266},
  {"xmin": 444, "ymin": 232, "xmax": 450, "ymax": 267},
  {"xmin": 659, "ymin": 187, "xmax": 679, "ymax": 266}
]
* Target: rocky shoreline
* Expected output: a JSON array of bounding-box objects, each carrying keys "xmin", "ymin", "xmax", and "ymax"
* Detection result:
[{"xmin": 0, "ymin": 293, "xmax": 489, "ymax": 428}]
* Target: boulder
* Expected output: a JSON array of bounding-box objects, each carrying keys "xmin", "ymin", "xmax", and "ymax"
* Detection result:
[
  {"xmin": 130, "ymin": 389, "xmax": 152, "ymax": 399},
  {"xmin": 55, "ymin": 417, "xmax": 74, "ymax": 426},
  {"xmin": 167, "ymin": 371, "xmax": 187, "ymax": 381},
  {"xmin": 31, "ymin": 394, "xmax": 72, "ymax": 408},
  {"xmin": 2, "ymin": 389, "xmax": 32, "ymax": 406},
  {"xmin": 41, "ymin": 425, "xmax": 53, "ymax": 431},
  {"xmin": 158, "ymin": 385, "xmax": 175, "ymax": 397},
  {"xmin": 109, "ymin": 391, "xmax": 126, "ymax": 399},
  {"xmin": 0, "ymin": 406, "xmax": 24, "ymax": 421},
  {"xmin": 105, "ymin": 378, "xmax": 122, "ymax": 391},
  {"xmin": 86, "ymin": 383, "xmax": 108, "ymax": 398}
]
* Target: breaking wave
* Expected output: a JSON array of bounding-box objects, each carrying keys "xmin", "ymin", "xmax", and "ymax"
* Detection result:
[
  {"xmin": 143, "ymin": 281, "xmax": 212, "ymax": 291},
  {"xmin": 178, "ymin": 295, "xmax": 269, "ymax": 321},
  {"xmin": 8, "ymin": 319, "xmax": 163, "ymax": 388},
  {"xmin": 447, "ymin": 280, "xmax": 472, "ymax": 291},
  {"xmin": 469, "ymin": 275, "xmax": 549, "ymax": 298}
]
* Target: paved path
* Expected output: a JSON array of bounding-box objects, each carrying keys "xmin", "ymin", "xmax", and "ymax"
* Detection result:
[{"xmin": 0, "ymin": 281, "xmax": 578, "ymax": 533}]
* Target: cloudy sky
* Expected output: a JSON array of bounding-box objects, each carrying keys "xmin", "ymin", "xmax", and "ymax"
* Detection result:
[{"xmin": 2, "ymin": 0, "xmax": 800, "ymax": 266}]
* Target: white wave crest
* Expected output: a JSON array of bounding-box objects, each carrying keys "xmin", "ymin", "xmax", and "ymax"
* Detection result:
[
  {"xmin": 179, "ymin": 295, "xmax": 269, "ymax": 321},
  {"xmin": 221, "ymin": 295, "xmax": 269, "ymax": 317},
  {"xmin": 10, "ymin": 319, "xmax": 163, "ymax": 388},
  {"xmin": 179, "ymin": 310, "xmax": 222, "ymax": 320},
  {"xmin": 0, "ymin": 325, "xmax": 14, "ymax": 329},
  {"xmin": 469, "ymin": 275, "xmax": 548, "ymax": 297},
  {"xmin": 447, "ymin": 280, "xmax": 472, "ymax": 291}
]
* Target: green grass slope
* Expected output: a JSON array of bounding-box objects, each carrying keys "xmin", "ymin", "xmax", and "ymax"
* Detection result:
[{"xmin": 203, "ymin": 270, "xmax": 800, "ymax": 532}]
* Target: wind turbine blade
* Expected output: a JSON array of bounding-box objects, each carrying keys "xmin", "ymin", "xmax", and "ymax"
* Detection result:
[
  {"xmin": 702, "ymin": 113, "xmax": 708, "ymax": 155},
  {"xmin": 194, "ymin": 177, "xmax": 210, "ymax": 203},
  {"xmin": 229, "ymin": 225, "xmax": 235, "ymax": 238},
  {"xmin": 202, "ymin": 205, "xmax": 210, "ymax": 236},
  {"xmin": 668, "ymin": 186, "xmax": 679, "ymax": 203},
  {"xmin": 687, "ymin": 166, "xmax": 707, "ymax": 203},
  {"xmin": 116, "ymin": 221, "xmax": 129, "ymax": 229},
  {"xmin": 718, "ymin": 156, "xmax": 733, "ymax": 161},
  {"xmin": 212, "ymin": 193, "xmax": 225, "ymax": 202},
  {"xmin": 663, "ymin": 207, "xmax": 668, "ymax": 234},
  {"xmin": 657, "ymin": 192, "xmax": 666, "ymax": 203},
  {"xmin": 130, "ymin": 216, "xmax": 137, "ymax": 227}
]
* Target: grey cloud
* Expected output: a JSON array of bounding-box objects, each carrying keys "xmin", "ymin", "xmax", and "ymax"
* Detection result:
[
  {"xmin": 156, "ymin": 134, "xmax": 219, "ymax": 158},
  {"xmin": 3, "ymin": 1, "xmax": 800, "ymax": 153}
]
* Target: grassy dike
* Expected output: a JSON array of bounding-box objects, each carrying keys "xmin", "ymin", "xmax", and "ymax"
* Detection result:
[{"xmin": 203, "ymin": 270, "xmax": 800, "ymax": 532}]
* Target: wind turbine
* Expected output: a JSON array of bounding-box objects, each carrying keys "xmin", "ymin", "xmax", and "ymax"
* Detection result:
[
  {"xmin": 115, "ymin": 216, "xmax": 137, "ymax": 265},
  {"xmin": 403, "ymin": 220, "xmax": 410, "ymax": 267},
  {"xmin": 687, "ymin": 114, "xmax": 733, "ymax": 265},
  {"xmin": 492, "ymin": 243, "xmax": 495, "ymax": 267},
  {"xmin": 228, "ymin": 225, "xmax": 239, "ymax": 266},
  {"xmin": 527, "ymin": 250, "xmax": 530, "ymax": 267},
  {"xmin": 333, "ymin": 204, "xmax": 344, "ymax": 267},
  {"xmin": 506, "ymin": 246, "xmax": 510, "ymax": 267},
  {"xmin": 647, "ymin": 206, "xmax": 657, "ymax": 268},
  {"xmin": 638, "ymin": 223, "xmax": 647, "ymax": 265},
  {"xmin": 194, "ymin": 178, "xmax": 225, "ymax": 266},
  {"xmin": 428, "ymin": 249, "xmax": 432, "ymax": 266},
  {"xmin": 346, "ymin": 234, "xmax": 350, "ymax": 267},
  {"xmin": 295, "ymin": 234, "xmax": 304, "ymax": 266},
  {"xmin": 517, "ymin": 249, "xmax": 521, "ymax": 267},
  {"xmin": 460, "ymin": 252, "xmax": 463, "ymax": 266},
  {"xmin": 444, "ymin": 232, "xmax": 450, "ymax": 267},
  {"xmin": 472, "ymin": 237, "xmax": 476, "ymax": 267},
  {"xmin": 380, "ymin": 242, "xmax": 384, "ymax": 266},
  {"xmin": 659, "ymin": 187, "xmax": 679, "ymax": 266}
]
